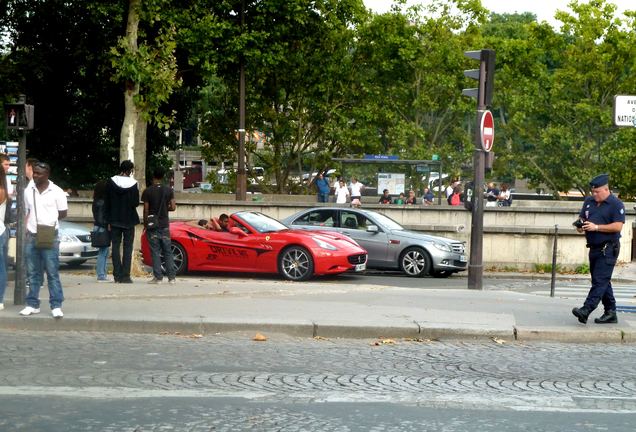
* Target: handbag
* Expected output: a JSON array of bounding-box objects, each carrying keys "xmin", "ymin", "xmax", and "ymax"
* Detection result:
[
  {"xmin": 91, "ymin": 229, "xmax": 111, "ymax": 248},
  {"xmin": 36, "ymin": 224, "xmax": 56, "ymax": 248},
  {"xmin": 33, "ymin": 189, "xmax": 57, "ymax": 249}
]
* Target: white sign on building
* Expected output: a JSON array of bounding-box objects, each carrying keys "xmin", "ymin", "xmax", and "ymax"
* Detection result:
[{"xmin": 613, "ymin": 95, "xmax": 636, "ymax": 127}]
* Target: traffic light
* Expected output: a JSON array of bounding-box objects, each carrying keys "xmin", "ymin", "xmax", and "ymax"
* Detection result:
[
  {"xmin": 5, "ymin": 103, "xmax": 34, "ymax": 130},
  {"xmin": 462, "ymin": 49, "xmax": 495, "ymax": 108}
]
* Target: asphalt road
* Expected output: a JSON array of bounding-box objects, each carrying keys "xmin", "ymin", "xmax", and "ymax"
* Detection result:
[{"xmin": 0, "ymin": 330, "xmax": 634, "ymax": 431}]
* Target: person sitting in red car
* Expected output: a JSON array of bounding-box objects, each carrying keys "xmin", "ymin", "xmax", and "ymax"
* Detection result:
[{"xmin": 186, "ymin": 214, "xmax": 231, "ymax": 232}]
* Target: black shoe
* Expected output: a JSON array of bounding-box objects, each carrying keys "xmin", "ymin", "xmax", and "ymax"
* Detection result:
[
  {"xmin": 119, "ymin": 278, "xmax": 133, "ymax": 284},
  {"xmin": 572, "ymin": 306, "xmax": 592, "ymax": 324},
  {"xmin": 594, "ymin": 310, "xmax": 617, "ymax": 324}
]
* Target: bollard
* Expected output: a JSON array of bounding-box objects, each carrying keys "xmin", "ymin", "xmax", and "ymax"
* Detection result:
[{"xmin": 550, "ymin": 224, "xmax": 558, "ymax": 298}]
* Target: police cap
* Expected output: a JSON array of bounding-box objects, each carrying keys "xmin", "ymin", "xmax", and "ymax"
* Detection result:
[{"xmin": 589, "ymin": 173, "xmax": 609, "ymax": 188}]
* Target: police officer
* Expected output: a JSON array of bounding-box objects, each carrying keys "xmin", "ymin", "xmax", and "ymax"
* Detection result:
[{"xmin": 572, "ymin": 174, "xmax": 625, "ymax": 324}]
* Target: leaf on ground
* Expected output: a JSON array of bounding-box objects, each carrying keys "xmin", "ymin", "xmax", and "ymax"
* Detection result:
[
  {"xmin": 313, "ymin": 336, "xmax": 329, "ymax": 341},
  {"xmin": 372, "ymin": 338, "xmax": 396, "ymax": 346},
  {"xmin": 492, "ymin": 337, "xmax": 506, "ymax": 345},
  {"xmin": 253, "ymin": 333, "xmax": 268, "ymax": 342}
]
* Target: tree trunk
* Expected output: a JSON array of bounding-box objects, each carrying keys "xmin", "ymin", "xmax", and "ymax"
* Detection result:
[{"xmin": 120, "ymin": 0, "xmax": 147, "ymax": 188}]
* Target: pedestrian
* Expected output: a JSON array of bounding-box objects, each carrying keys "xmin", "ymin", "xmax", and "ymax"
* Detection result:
[
  {"xmin": 92, "ymin": 180, "xmax": 111, "ymax": 282},
  {"xmin": 449, "ymin": 185, "xmax": 462, "ymax": 206},
  {"xmin": 497, "ymin": 183, "xmax": 512, "ymax": 207},
  {"xmin": 378, "ymin": 189, "xmax": 392, "ymax": 204},
  {"xmin": 349, "ymin": 177, "xmax": 364, "ymax": 207},
  {"xmin": 335, "ymin": 179, "xmax": 349, "ymax": 204},
  {"xmin": 19, "ymin": 161, "xmax": 68, "ymax": 318},
  {"xmin": 142, "ymin": 167, "xmax": 176, "ymax": 285},
  {"xmin": 485, "ymin": 182, "xmax": 499, "ymax": 207},
  {"xmin": 394, "ymin": 192, "xmax": 405, "ymax": 205},
  {"xmin": 313, "ymin": 172, "xmax": 331, "ymax": 203},
  {"xmin": 422, "ymin": 187, "xmax": 434, "ymax": 205},
  {"xmin": 405, "ymin": 189, "xmax": 417, "ymax": 205},
  {"xmin": 1, "ymin": 154, "xmax": 12, "ymax": 196},
  {"xmin": 104, "ymin": 160, "xmax": 140, "ymax": 284},
  {"xmin": 0, "ymin": 172, "xmax": 9, "ymax": 311},
  {"xmin": 572, "ymin": 174, "xmax": 625, "ymax": 325}
]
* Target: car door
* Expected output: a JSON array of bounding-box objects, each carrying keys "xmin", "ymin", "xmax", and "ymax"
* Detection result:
[{"xmin": 337, "ymin": 210, "xmax": 388, "ymax": 268}]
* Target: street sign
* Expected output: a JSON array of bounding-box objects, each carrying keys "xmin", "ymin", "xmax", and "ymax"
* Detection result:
[
  {"xmin": 614, "ymin": 95, "xmax": 636, "ymax": 127},
  {"xmin": 479, "ymin": 110, "xmax": 494, "ymax": 152}
]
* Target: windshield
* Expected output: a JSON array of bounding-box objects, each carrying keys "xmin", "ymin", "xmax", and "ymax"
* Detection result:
[
  {"xmin": 368, "ymin": 211, "xmax": 404, "ymax": 231},
  {"xmin": 236, "ymin": 212, "xmax": 288, "ymax": 233}
]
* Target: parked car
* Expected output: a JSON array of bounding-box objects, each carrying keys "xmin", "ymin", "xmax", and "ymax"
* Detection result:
[
  {"xmin": 282, "ymin": 208, "xmax": 466, "ymax": 278},
  {"xmin": 141, "ymin": 211, "xmax": 367, "ymax": 281},
  {"xmin": 59, "ymin": 220, "xmax": 99, "ymax": 267}
]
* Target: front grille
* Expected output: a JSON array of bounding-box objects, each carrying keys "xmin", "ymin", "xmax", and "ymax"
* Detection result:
[
  {"xmin": 81, "ymin": 251, "xmax": 99, "ymax": 258},
  {"xmin": 451, "ymin": 243, "xmax": 465, "ymax": 254},
  {"xmin": 453, "ymin": 260, "xmax": 467, "ymax": 268},
  {"xmin": 77, "ymin": 234, "xmax": 91, "ymax": 243},
  {"xmin": 348, "ymin": 254, "xmax": 367, "ymax": 265}
]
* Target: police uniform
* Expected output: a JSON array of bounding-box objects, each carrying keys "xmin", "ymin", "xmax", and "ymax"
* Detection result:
[{"xmin": 572, "ymin": 174, "xmax": 625, "ymax": 324}]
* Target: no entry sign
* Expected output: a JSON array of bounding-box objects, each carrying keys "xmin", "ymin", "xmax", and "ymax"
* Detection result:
[{"xmin": 480, "ymin": 110, "xmax": 494, "ymax": 152}]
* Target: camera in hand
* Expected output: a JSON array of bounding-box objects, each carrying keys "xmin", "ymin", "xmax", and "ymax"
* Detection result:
[{"xmin": 572, "ymin": 218, "xmax": 586, "ymax": 229}]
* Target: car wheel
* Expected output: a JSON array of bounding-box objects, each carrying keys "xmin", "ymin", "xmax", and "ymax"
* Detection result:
[
  {"xmin": 399, "ymin": 247, "xmax": 431, "ymax": 277},
  {"xmin": 65, "ymin": 260, "xmax": 87, "ymax": 268},
  {"xmin": 278, "ymin": 246, "xmax": 314, "ymax": 281},
  {"xmin": 432, "ymin": 270, "xmax": 453, "ymax": 278},
  {"xmin": 163, "ymin": 241, "xmax": 187, "ymax": 275}
]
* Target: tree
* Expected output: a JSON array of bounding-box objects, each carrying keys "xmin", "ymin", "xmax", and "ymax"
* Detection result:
[{"xmin": 110, "ymin": 0, "xmax": 181, "ymax": 188}]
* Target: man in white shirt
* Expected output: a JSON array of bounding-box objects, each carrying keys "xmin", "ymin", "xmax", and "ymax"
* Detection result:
[
  {"xmin": 19, "ymin": 161, "xmax": 68, "ymax": 319},
  {"xmin": 349, "ymin": 177, "xmax": 364, "ymax": 207}
]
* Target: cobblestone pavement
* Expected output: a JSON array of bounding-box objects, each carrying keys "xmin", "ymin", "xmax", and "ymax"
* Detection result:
[{"xmin": 0, "ymin": 330, "xmax": 635, "ymax": 431}]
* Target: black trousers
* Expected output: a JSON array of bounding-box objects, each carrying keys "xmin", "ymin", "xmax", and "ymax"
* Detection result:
[
  {"xmin": 584, "ymin": 242, "xmax": 619, "ymax": 312},
  {"xmin": 110, "ymin": 226, "xmax": 135, "ymax": 281}
]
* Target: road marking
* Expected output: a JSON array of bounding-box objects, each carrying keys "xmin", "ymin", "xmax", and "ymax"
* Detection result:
[{"xmin": 530, "ymin": 284, "xmax": 636, "ymax": 310}]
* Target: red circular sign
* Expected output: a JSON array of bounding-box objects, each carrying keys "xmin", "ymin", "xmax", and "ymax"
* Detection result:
[{"xmin": 480, "ymin": 110, "xmax": 494, "ymax": 152}]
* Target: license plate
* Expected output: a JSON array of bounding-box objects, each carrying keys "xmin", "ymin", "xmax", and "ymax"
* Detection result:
[
  {"xmin": 460, "ymin": 255, "xmax": 467, "ymax": 262},
  {"xmin": 355, "ymin": 263, "xmax": 366, "ymax": 272}
]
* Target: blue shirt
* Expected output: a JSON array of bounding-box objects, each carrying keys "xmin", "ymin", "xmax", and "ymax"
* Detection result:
[
  {"xmin": 579, "ymin": 194, "xmax": 625, "ymax": 245},
  {"xmin": 315, "ymin": 178, "xmax": 331, "ymax": 194}
]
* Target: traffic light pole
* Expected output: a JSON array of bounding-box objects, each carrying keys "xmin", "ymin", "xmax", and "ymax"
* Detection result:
[
  {"xmin": 468, "ymin": 144, "xmax": 485, "ymax": 290},
  {"xmin": 463, "ymin": 50, "xmax": 495, "ymax": 290},
  {"xmin": 14, "ymin": 130, "xmax": 27, "ymax": 304}
]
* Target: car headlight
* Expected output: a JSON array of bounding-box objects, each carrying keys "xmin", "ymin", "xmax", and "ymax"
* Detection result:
[
  {"xmin": 313, "ymin": 238, "xmax": 337, "ymax": 250},
  {"xmin": 432, "ymin": 242, "xmax": 451, "ymax": 252},
  {"xmin": 59, "ymin": 234, "xmax": 79, "ymax": 243}
]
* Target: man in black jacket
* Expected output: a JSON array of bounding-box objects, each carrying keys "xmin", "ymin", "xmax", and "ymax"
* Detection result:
[{"xmin": 104, "ymin": 160, "xmax": 140, "ymax": 283}]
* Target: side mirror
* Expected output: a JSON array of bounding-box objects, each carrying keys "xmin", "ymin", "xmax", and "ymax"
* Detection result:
[{"xmin": 366, "ymin": 225, "xmax": 379, "ymax": 233}]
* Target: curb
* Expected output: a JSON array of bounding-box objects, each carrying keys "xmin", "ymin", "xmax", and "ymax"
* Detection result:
[{"xmin": 0, "ymin": 317, "xmax": 631, "ymax": 343}]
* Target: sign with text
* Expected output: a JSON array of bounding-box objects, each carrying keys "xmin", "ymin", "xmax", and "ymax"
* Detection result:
[
  {"xmin": 377, "ymin": 173, "xmax": 405, "ymax": 195},
  {"xmin": 614, "ymin": 95, "xmax": 636, "ymax": 127}
]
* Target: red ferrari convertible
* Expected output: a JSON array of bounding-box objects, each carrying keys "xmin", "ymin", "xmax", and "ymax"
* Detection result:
[{"xmin": 141, "ymin": 211, "xmax": 368, "ymax": 281}]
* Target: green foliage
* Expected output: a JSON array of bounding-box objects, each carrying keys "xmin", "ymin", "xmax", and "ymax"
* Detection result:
[
  {"xmin": 1, "ymin": 0, "xmax": 635, "ymax": 196},
  {"xmin": 574, "ymin": 263, "xmax": 590, "ymax": 274}
]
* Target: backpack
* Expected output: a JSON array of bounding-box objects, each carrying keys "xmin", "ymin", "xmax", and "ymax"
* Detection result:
[{"xmin": 450, "ymin": 193, "xmax": 460, "ymax": 206}]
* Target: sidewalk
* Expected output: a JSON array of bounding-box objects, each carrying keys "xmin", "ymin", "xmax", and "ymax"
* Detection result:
[{"xmin": 0, "ymin": 264, "xmax": 634, "ymax": 343}]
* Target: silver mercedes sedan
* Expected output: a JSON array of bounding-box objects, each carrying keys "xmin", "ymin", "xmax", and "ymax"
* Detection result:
[{"xmin": 282, "ymin": 207, "xmax": 467, "ymax": 278}]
